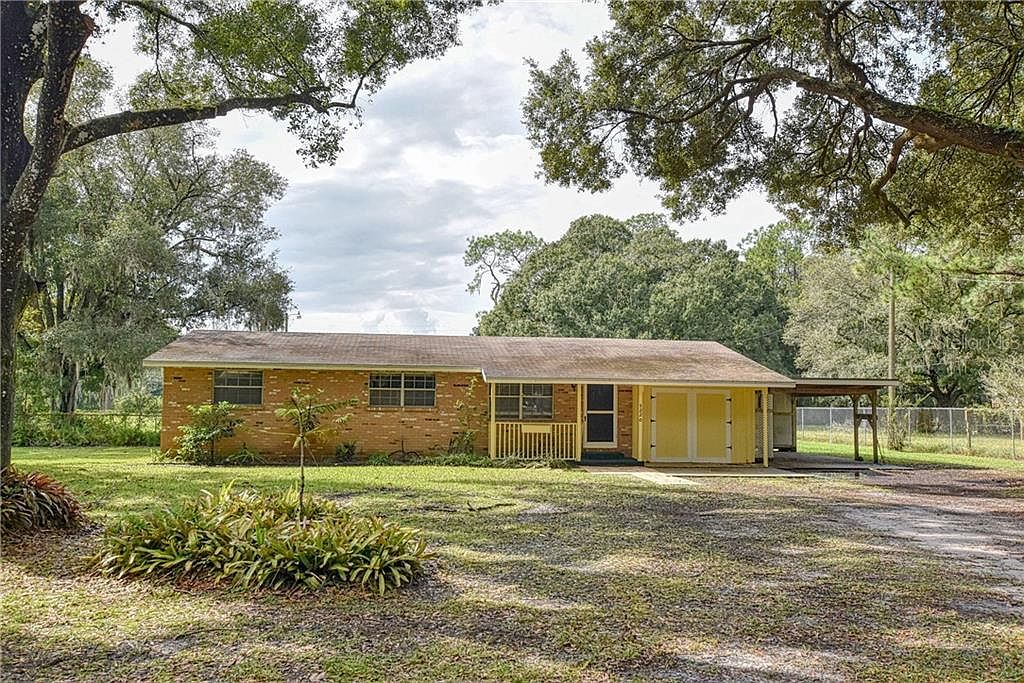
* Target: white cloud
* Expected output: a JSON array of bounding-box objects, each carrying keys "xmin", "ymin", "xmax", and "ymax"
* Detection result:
[{"xmin": 86, "ymin": 2, "xmax": 783, "ymax": 336}]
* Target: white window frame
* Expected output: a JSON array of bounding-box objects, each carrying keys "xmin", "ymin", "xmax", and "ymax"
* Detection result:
[
  {"xmin": 494, "ymin": 383, "xmax": 554, "ymax": 420},
  {"xmin": 212, "ymin": 369, "xmax": 263, "ymax": 406},
  {"xmin": 368, "ymin": 372, "xmax": 436, "ymax": 408}
]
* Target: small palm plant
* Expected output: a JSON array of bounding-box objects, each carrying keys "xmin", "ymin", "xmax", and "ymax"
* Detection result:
[{"xmin": 274, "ymin": 389, "xmax": 356, "ymax": 522}]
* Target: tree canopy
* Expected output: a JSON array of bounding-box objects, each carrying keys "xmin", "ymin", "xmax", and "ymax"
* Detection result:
[
  {"xmin": 523, "ymin": 1, "xmax": 1024, "ymax": 247},
  {"xmin": 784, "ymin": 236, "xmax": 1024, "ymax": 406},
  {"xmin": 19, "ymin": 122, "xmax": 291, "ymax": 414},
  {"xmin": 1, "ymin": 0, "xmax": 479, "ymax": 467},
  {"xmin": 469, "ymin": 214, "xmax": 795, "ymax": 373}
]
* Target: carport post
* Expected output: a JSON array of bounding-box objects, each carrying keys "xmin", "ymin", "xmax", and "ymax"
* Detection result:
[
  {"xmin": 852, "ymin": 393, "xmax": 861, "ymax": 462},
  {"xmin": 762, "ymin": 387, "xmax": 769, "ymax": 467},
  {"xmin": 870, "ymin": 390, "xmax": 880, "ymax": 464}
]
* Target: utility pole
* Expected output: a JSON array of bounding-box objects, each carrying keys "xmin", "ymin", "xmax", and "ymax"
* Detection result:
[{"xmin": 888, "ymin": 269, "xmax": 896, "ymax": 406}]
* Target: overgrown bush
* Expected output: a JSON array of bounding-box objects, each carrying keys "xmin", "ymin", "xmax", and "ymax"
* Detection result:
[
  {"xmin": 915, "ymin": 409, "xmax": 937, "ymax": 434},
  {"xmin": 1, "ymin": 468, "xmax": 86, "ymax": 534},
  {"xmin": 93, "ymin": 486, "xmax": 430, "ymax": 593},
  {"xmin": 115, "ymin": 388, "xmax": 161, "ymax": 419},
  {"xmin": 334, "ymin": 441, "xmax": 357, "ymax": 463},
  {"xmin": 365, "ymin": 452, "xmax": 393, "ymax": 466},
  {"xmin": 174, "ymin": 402, "xmax": 243, "ymax": 464},
  {"xmin": 886, "ymin": 409, "xmax": 907, "ymax": 451},
  {"xmin": 12, "ymin": 411, "xmax": 159, "ymax": 447}
]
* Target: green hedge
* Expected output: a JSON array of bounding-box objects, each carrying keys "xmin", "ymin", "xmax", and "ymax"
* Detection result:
[{"xmin": 13, "ymin": 412, "xmax": 160, "ymax": 447}]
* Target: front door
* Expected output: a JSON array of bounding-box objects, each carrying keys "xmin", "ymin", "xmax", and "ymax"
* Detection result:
[{"xmin": 585, "ymin": 384, "xmax": 616, "ymax": 447}]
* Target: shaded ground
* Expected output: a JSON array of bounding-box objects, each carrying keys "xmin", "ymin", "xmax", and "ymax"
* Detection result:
[{"xmin": 2, "ymin": 448, "xmax": 1023, "ymax": 682}]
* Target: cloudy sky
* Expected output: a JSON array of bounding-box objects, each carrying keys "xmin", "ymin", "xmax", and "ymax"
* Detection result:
[{"xmin": 90, "ymin": 2, "xmax": 782, "ymax": 335}]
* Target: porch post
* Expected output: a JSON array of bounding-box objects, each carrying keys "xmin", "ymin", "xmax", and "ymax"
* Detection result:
[
  {"xmin": 761, "ymin": 387, "xmax": 769, "ymax": 467},
  {"xmin": 576, "ymin": 383, "xmax": 584, "ymax": 460},
  {"xmin": 488, "ymin": 382, "xmax": 496, "ymax": 458}
]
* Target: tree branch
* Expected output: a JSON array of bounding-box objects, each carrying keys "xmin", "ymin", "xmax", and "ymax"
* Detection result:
[{"xmin": 63, "ymin": 90, "xmax": 353, "ymax": 153}]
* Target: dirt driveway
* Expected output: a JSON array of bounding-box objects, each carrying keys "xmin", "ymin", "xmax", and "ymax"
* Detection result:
[
  {"xmin": 820, "ymin": 470, "xmax": 1024, "ymax": 598},
  {"xmin": 597, "ymin": 464, "xmax": 1024, "ymax": 596}
]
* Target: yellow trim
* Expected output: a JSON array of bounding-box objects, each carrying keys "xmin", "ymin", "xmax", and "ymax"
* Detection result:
[
  {"xmin": 576, "ymin": 385, "xmax": 583, "ymax": 459},
  {"xmin": 762, "ymin": 387, "xmax": 770, "ymax": 467},
  {"xmin": 488, "ymin": 383, "xmax": 496, "ymax": 458},
  {"xmin": 486, "ymin": 375, "xmax": 794, "ymax": 388}
]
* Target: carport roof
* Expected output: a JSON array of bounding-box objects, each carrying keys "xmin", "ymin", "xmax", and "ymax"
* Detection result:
[{"xmin": 144, "ymin": 330, "xmax": 796, "ymax": 387}]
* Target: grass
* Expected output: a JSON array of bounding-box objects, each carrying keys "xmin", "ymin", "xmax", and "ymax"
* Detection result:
[
  {"xmin": 799, "ymin": 438, "xmax": 1024, "ymax": 470},
  {"xmin": 798, "ymin": 426, "xmax": 1022, "ymax": 461},
  {"xmin": 3, "ymin": 447, "xmax": 1023, "ymax": 681}
]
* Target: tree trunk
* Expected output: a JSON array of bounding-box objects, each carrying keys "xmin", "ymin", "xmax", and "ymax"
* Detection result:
[
  {"xmin": 57, "ymin": 357, "xmax": 79, "ymax": 414},
  {"xmin": 0, "ymin": 2, "xmax": 92, "ymax": 470},
  {"xmin": 0, "ymin": 4, "xmax": 37, "ymax": 472}
]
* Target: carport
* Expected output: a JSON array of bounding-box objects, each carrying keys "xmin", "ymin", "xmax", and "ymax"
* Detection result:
[{"xmin": 776, "ymin": 378, "xmax": 899, "ymax": 464}]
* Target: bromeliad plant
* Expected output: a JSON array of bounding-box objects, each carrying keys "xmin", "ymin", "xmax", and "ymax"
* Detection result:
[
  {"xmin": 273, "ymin": 389, "xmax": 357, "ymax": 522},
  {"xmin": 93, "ymin": 485, "xmax": 430, "ymax": 594},
  {"xmin": 1, "ymin": 467, "xmax": 86, "ymax": 534}
]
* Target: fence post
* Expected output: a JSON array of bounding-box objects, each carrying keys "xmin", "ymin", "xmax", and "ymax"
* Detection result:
[
  {"xmin": 828, "ymin": 407, "xmax": 834, "ymax": 444},
  {"xmin": 948, "ymin": 407, "xmax": 954, "ymax": 452},
  {"xmin": 965, "ymin": 409, "xmax": 972, "ymax": 451}
]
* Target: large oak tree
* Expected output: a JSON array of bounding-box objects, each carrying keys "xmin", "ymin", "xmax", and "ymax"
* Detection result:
[
  {"xmin": 0, "ymin": 0, "xmax": 478, "ymax": 468},
  {"xmin": 523, "ymin": 1, "xmax": 1024, "ymax": 246},
  {"xmin": 469, "ymin": 215, "xmax": 796, "ymax": 373},
  {"xmin": 22, "ymin": 121, "xmax": 292, "ymax": 415}
]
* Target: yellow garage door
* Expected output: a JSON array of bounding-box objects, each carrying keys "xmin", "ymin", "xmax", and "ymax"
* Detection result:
[
  {"xmin": 650, "ymin": 391, "xmax": 687, "ymax": 461},
  {"xmin": 695, "ymin": 392, "xmax": 729, "ymax": 460},
  {"xmin": 651, "ymin": 389, "xmax": 731, "ymax": 463}
]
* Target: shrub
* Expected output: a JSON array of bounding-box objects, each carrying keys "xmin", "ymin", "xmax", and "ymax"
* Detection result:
[
  {"xmin": 93, "ymin": 486, "xmax": 430, "ymax": 593},
  {"xmin": 1, "ymin": 468, "xmax": 86, "ymax": 534},
  {"xmin": 886, "ymin": 409, "xmax": 907, "ymax": 451},
  {"xmin": 365, "ymin": 452, "xmax": 392, "ymax": 466},
  {"xmin": 12, "ymin": 411, "xmax": 159, "ymax": 447},
  {"xmin": 334, "ymin": 441, "xmax": 357, "ymax": 463},
  {"xmin": 448, "ymin": 377, "xmax": 482, "ymax": 454},
  {"xmin": 115, "ymin": 388, "xmax": 161, "ymax": 419},
  {"xmin": 174, "ymin": 402, "xmax": 243, "ymax": 464}
]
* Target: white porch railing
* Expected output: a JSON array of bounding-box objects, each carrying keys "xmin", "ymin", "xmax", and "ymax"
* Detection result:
[{"xmin": 493, "ymin": 422, "xmax": 578, "ymax": 460}]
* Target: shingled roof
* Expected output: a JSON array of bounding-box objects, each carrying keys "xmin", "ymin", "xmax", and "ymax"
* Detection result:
[{"xmin": 144, "ymin": 330, "xmax": 794, "ymax": 387}]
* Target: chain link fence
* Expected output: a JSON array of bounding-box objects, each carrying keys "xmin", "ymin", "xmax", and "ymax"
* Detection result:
[{"xmin": 796, "ymin": 407, "xmax": 1024, "ymax": 459}]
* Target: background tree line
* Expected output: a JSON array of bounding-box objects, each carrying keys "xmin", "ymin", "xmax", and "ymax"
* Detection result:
[
  {"xmin": 14, "ymin": 59, "xmax": 293, "ymax": 420},
  {"xmin": 500, "ymin": 0, "xmax": 1023, "ymax": 410},
  {"xmin": 466, "ymin": 216, "xmax": 1024, "ymax": 409}
]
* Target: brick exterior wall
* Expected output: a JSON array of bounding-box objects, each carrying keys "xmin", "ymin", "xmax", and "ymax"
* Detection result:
[
  {"xmin": 160, "ymin": 368, "xmax": 635, "ymax": 460},
  {"xmin": 160, "ymin": 367, "xmax": 489, "ymax": 460},
  {"xmin": 544, "ymin": 382, "xmax": 633, "ymax": 456}
]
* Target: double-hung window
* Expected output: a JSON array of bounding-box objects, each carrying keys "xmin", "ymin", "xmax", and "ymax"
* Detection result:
[
  {"xmin": 494, "ymin": 383, "xmax": 553, "ymax": 420},
  {"xmin": 213, "ymin": 369, "xmax": 263, "ymax": 405},
  {"xmin": 369, "ymin": 373, "xmax": 436, "ymax": 407}
]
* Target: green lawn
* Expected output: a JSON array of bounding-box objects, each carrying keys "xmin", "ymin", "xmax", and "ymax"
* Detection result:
[
  {"xmin": 3, "ymin": 447, "xmax": 1023, "ymax": 681},
  {"xmin": 798, "ymin": 438, "xmax": 1024, "ymax": 470}
]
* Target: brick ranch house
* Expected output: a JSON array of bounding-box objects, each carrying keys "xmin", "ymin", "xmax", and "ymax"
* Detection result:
[
  {"xmin": 145, "ymin": 330, "xmax": 891, "ymax": 464},
  {"xmin": 147, "ymin": 330, "xmax": 799, "ymax": 465}
]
